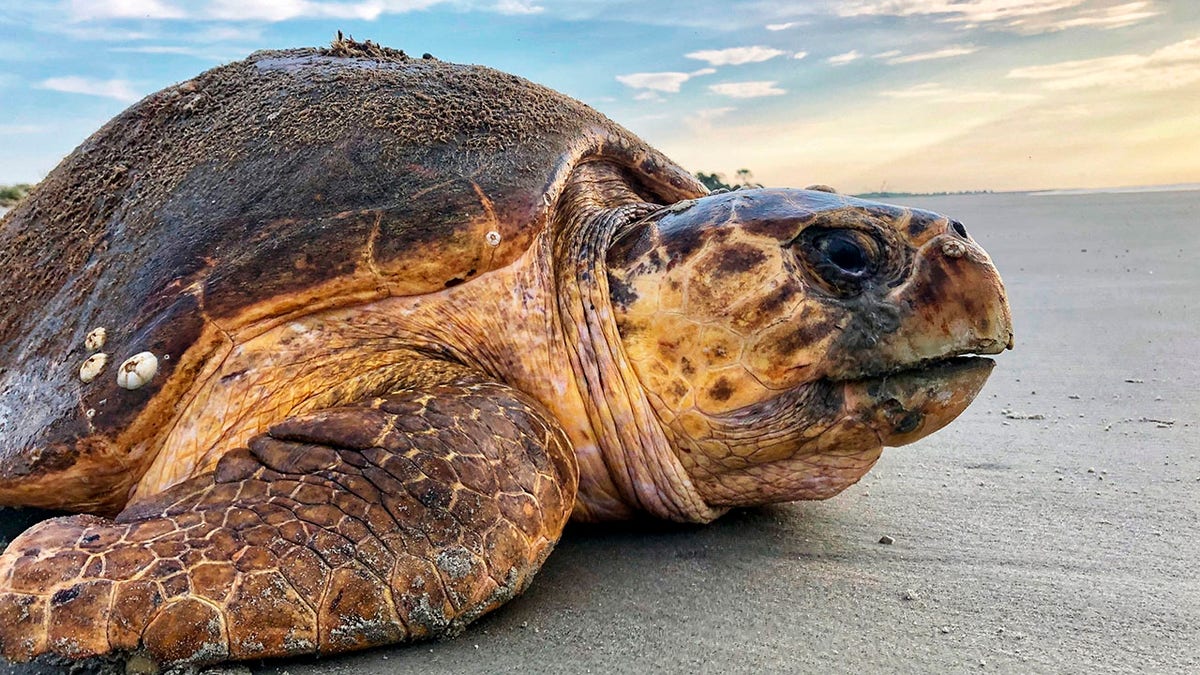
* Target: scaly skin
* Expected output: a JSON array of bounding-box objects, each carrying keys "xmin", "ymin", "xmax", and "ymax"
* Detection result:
[{"xmin": 0, "ymin": 373, "xmax": 575, "ymax": 665}]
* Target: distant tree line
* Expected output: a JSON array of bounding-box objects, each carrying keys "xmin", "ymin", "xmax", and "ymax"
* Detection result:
[
  {"xmin": 694, "ymin": 169, "xmax": 760, "ymax": 192},
  {"xmin": 0, "ymin": 184, "xmax": 32, "ymax": 207},
  {"xmin": 854, "ymin": 190, "xmax": 996, "ymax": 199}
]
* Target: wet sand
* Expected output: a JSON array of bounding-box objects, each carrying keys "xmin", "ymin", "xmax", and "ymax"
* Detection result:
[{"xmin": 3, "ymin": 190, "xmax": 1198, "ymax": 674}]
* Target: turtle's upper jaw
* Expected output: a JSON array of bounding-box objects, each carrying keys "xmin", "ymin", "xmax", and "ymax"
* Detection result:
[{"xmin": 824, "ymin": 219, "xmax": 1013, "ymax": 379}]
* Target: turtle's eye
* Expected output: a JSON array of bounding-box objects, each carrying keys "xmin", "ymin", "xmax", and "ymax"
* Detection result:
[
  {"xmin": 823, "ymin": 234, "xmax": 869, "ymax": 276},
  {"xmin": 795, "ymin": 227, "xmax": 881, "ymax": 295}
]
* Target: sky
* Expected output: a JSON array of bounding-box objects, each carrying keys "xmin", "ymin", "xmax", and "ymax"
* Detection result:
[{"xmin": 0, "ymin": 0, "xmax": 1198, "ymax": 193}]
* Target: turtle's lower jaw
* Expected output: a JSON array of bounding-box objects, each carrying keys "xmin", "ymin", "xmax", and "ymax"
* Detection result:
[{"xmin": 842, "ymin": 355, "xmax": 995, "ymax": 447}]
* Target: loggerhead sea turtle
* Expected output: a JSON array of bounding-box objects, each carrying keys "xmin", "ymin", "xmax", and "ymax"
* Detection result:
[{"xmin": 0, "ymin": 38, "xmax": 1012, "ymax": 669}]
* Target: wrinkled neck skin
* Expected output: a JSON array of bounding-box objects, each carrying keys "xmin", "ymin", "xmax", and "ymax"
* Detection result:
[
  {"xmin": 545, "ymin": 163, "xmax": 724, "ymax": 523},
  {"xmin": 353, "ymin": 162, "xmax": 722, "ymax": 523}
]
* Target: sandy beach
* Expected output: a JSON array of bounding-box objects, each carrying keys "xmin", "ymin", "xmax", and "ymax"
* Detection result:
[{"xmin": 3, "ymin": 189, "xmax": 1198, "ymax": 674}]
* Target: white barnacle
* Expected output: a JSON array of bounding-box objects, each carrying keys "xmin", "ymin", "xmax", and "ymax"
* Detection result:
[
  {"xmin": 79, "ymin": 353, "xmax": 109, "ymax": 383},
  {"xmin": 485, "ymin": 230, "xmax": 502, "ymax": 247},
  {"xmin": 942, "ymin": 239, "xmax": 967, "ymax": 259},
  {"xmin": 117, "ymin": 351, "xmax": 158, "ymax": 390},
  {"xmin": 84, "ymin": 327, "xmax": 107, "ymax": 351}
]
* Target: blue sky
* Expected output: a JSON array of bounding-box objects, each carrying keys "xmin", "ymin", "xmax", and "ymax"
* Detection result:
[{"xmin": 1, "ymin": 0, "xmax": 1198, "ymax": 192}]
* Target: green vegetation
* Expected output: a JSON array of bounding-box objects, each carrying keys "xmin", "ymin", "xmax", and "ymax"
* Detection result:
[
  {"xmin": 694, "ymin": 169, "xmax": 760, "ymax": 192},
  {"xmin": 0, "ymin": 184, "xmax": 33, "ymax": 207}
]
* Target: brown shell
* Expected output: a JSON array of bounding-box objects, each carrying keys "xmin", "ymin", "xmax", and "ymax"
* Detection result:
[{"xmin": 0, "ymin": 42, "xmax": 702, "ymax": 506}]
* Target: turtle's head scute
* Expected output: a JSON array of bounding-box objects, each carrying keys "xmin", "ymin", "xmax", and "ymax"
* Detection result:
[{"xmin": 607, "ymin": 188, "xmax": 1013, "ymax": 508}]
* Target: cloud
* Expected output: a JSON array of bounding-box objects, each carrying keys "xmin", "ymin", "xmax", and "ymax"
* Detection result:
[
  {"xmin": 827, "ymin": 50, "xmax": 862, "ymax": 66},
  {"xmin": 685, "ymin": 46, "xmax": 787, "ymax": 66},
  {"xmin": 766, "ymin": 21, "xmax": 801, "ymax": 31},
  {"xmin": 879, "ymin": 82, "xmax": 1040, "ymax": 103},
  {"xmin": 833, "ymin": 0, "xmax": 1158, "ymax": 34},
  {"xmin": 69, "ymin": 0, "xmax": 187, "ymax": 20},
  {"xmin": 835, "ymin": 0, "xmax": 1085, "ymax": 24},
  {"xmin": 69, "ymin": 0, "xmax": 448, "ymax": 23},
  {"xmin": 709, "ymin": 81, "xmax": 786, "ymax": 98},
  {"xmin": 1013, "ymin": 1, "xmax": 1160, "ymax": 32},
  {"xmin": 491, "ymin": 0, "xmax": 544, "ymax": 14},
  {"xmin": 36, "ymin": 76, "xmax": 141, "ymax": 102},
  {"xmin": 1007, "ymin": 36, "xmax": 1200, "ymax": 91},
  {"xmin": 616, "ymin": 68, "xmax": 714, "ymax": 94},
  {"xmin": 885, "ymin": 45, "xmax": 979, "ymax": 64},
  {"xmin": 205, "ymin": 0, "xmax": 388, "ymax": 22},
  {"xmin": 617, "ymin": 72, "xmax": 692, "ymax": 93},
  {"xmin": 793, "ymin": 51, "xmax": 809, "ymax": 60},
  {"xmin": 878, "ymin": 83, "xmax": 957, "ymax": 98}
]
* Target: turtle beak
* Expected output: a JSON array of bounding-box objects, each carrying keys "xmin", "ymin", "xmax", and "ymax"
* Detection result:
[{"xmin": 875, "ymin": 226, "xmax": 1014, "ymax": 364}]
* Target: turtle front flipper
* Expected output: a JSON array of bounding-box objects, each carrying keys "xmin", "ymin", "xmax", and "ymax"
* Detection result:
[{"xmin": 0, "ymin": 375, "xmax": 577, "ymax": 668}]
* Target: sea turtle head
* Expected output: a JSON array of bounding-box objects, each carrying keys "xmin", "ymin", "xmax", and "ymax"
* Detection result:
[{"xmin": 605, "ymin": 188, "xmax": 1013, "ymax": 507}]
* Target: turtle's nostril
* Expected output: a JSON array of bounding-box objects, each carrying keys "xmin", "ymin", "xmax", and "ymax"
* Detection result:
[
  {"xmin": 895, "ymin": 411, "xmax": 923, "ymax": 435},
  {"xmin": 950, "ymin": 221, "xmax": 968, "ymax": 239}
]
